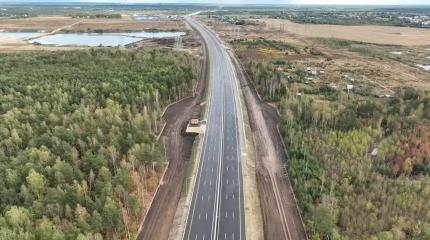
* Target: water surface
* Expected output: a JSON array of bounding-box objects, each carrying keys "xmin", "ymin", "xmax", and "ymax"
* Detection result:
[{"xmin": 31, "ymin": 31, "xmax": 186, "ymax": 46}]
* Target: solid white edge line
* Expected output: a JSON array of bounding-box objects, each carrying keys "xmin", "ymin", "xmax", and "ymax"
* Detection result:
[{"xmin": 183, "ymin": 16, "xmax": 214, "ymax": 240}]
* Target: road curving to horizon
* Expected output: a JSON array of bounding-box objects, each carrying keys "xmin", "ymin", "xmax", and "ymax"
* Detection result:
[{"xmin": 183, "ymin": 14, "xmax": 246, "ymax": 240}]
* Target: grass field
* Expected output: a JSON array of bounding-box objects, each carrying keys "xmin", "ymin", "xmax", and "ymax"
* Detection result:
[
  {"xmin": 263, "ymin": 19, "xmax": 430, "ymax": 46},
  {"xmin": 0, "ymin": 16, "xmax": 185, "ymax": 32}
]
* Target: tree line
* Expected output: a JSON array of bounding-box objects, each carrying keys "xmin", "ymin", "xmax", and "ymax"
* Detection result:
[
  {"xmin": 0, "ymin": 49, "xmax": 197, "ymax": 239},
  {"xmin": 237, "ymin": 42, "xmax": 430, "ymax": 239}
]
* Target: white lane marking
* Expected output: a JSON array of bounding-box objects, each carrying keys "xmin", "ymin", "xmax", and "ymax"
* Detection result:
[
  {"xmin": 225, "ymin": 211, "xmax": 228, "ymax": 218},
  {"xmin": 206, "ymin": 212, "xmax": 208, "ymax": 221},
  {"xmin": 233, "ymin": 211, "xmax": 235, "ymax": 219},
  {"xmin": 185, "ymin": 16, "xmax": 246, "ymax": 240},
  {"xmin": 202, "ymin": 195, "xmax": 204, "ymax": 201},
  {"xmin": 226, "ymin": 179, "xmax": 229, "ymax": 185},
  {"xmin": 184, "ymin": 89, "xmax": 213, "ymax": 240},
  {"xmin": 198, "ymin": 213, "xmax": 201, "ymax": 220},
  {"xmin": 213, "ymin": 57, "xmax": 226, "ymax": 240},
  {"xmin": 182, "ymin": 18, "xmax": 218, "ymax": 239}
]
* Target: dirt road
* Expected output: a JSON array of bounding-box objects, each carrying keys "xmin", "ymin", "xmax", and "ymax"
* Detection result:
[
  {"xmin": 27, "ymin": 20, "xmax": 83, "ymax": 41},
  {"xmin": 136, "ymin": 39, "xmax": 207, "ymax": 240},
  {"xmin": 231, "ymin": 54, "xmax": 308, "ymax": 240}
]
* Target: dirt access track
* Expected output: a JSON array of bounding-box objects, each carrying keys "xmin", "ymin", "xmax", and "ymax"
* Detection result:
[
  {"xmin": 136, "ymin": 31, "xmax": 207, "ymax": 240},
  {"xmin": 231, "ymin": 50, "xmax": 308, "ymax": 240}
]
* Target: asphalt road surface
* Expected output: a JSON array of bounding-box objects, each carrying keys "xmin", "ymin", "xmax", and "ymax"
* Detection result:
[{"xmin": 183, "ymin": 15, "xmax": 246, "ymax": 240}]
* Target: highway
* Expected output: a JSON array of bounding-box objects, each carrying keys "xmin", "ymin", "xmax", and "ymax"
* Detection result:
[{"xmin": 183, "ymin": 15, "xmax": 246, "ymax": 240}]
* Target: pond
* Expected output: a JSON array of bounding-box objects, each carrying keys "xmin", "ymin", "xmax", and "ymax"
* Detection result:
[
  {"xmin": 32, "ymin": 32, "xmax": 186, "ymax": 47},
  {"xmin": 0, "ymin": 31, "xmax": 186, "ymax": 47},
  {"xmin": 134, "ymin": 16, "xmax": 161, "ymax": 20}
]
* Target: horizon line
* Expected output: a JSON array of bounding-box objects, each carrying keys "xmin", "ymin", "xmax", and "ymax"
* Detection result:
[{"xmin": 1, "ymin": 1, "xmax": 430, "ymax": 5}]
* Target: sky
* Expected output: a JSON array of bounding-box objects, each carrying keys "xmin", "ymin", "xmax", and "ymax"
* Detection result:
[
  {"xmin": 74, "ymin": 0, "xmax": 430, "ymax": 4},
  {"xmin": 288, "ymin": 0, "xmax": 429, "ymax": 4},
  {"xmin": 74, "ymin": 0, "xmax": 430, "ymax": 3},
  {"xmin": 3, "ymin": 0, "xmax": 430, "ymax": 4}
]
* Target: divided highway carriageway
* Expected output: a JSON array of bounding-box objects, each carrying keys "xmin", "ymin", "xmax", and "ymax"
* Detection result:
[{"xmin": 183, "ymin": 14, "xmax": 246, "ymax": 240}]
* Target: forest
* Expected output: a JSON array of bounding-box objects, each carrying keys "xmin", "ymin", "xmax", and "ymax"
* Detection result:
[
  {"xmin": 236, "ymin": 39, "xmax": 430, "ymax": 239},
  {"xmin": 270, "ymin": 9, "xmax": 430, "ymax": 28},
  {"xmin": 0, "ymin": 49, "xmax": 196, "ymax": 239},
  {"xmin": 201, "ymin": 7, "xmax": 430, "ymax": 28}
]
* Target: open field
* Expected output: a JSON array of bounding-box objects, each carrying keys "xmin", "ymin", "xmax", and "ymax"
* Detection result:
[
  {"xmin": 263, "ymin": 19, "xmax": 430, "ymax": 46},
  {"xmin": 0, "ymin": 16, "xmax": 185, "ymax": 32}
]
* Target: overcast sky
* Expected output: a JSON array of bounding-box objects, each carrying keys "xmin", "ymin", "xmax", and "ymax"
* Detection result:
[
  {"xmin": 289, "ymin": 0, "xmax": 429, "ymax": 4},
  {"xmin": 72, "ymin": 0, "xmax": 430, "ymax": 4}
]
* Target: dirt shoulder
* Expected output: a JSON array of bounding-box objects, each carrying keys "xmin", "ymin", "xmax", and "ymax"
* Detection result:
[
  {"xmin": 231, "ymin": 51, "xmax": 308, "ymax": 240},
  {"xmin": 234, "ymin": 58, "xmax": 264, "ymax": 240}
]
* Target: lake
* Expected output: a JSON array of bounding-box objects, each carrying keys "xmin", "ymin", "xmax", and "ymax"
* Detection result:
[{"xmin": 0, "ymin": 31, "xmax": 186, "ymax": 47}]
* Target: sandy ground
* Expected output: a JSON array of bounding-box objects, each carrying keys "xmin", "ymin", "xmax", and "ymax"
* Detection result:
[
  {"xmin": 263, "ymin": 19, "xmax": 430, "ymax": 46},
  {"xmin": 0, "ymin": 37, "xmax": 86, "ymax": 52},
  {"xmin": 0, "ymin": 16, "xmax": 186, "ymax": 32},
  {"xmin": 236, "ymin": 67, "xmax": 265, "ymax": 240}
]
